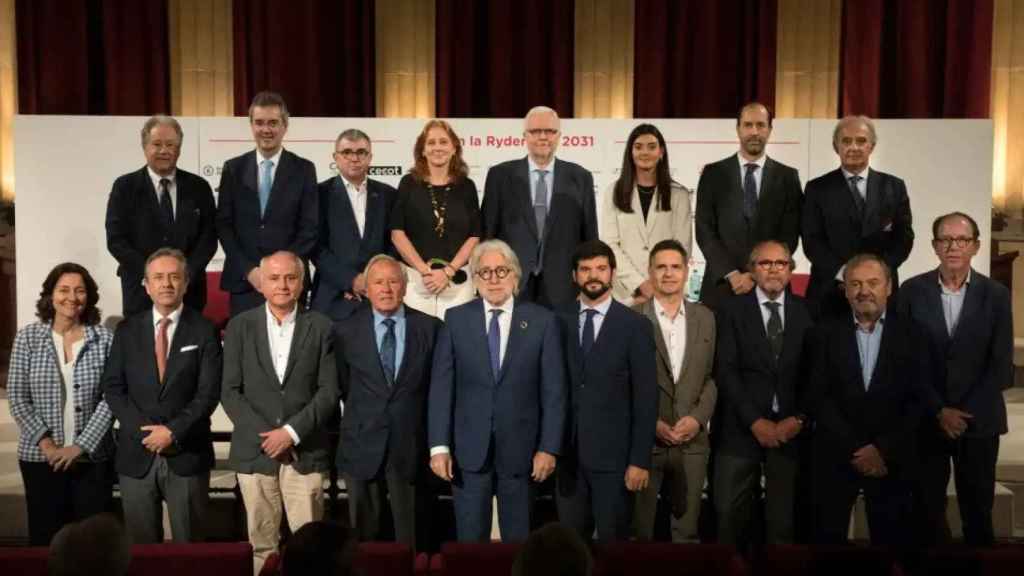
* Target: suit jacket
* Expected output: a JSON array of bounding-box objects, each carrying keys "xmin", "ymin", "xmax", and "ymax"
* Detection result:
[
  {"xmin": 428, "ymin": 298, "xmax": 566, "ymax": 475},
  {"xmin": 311, "ymin": 176, "xmax": 397, "ymax": 321},
  {"xmin": 221, "ymin": 306, "xmax": 338, "ymax": 475},
  {"xmin": 215, "ymin": 149, "xmax": 318, "ymax": 295},
  {"xmin": 482, "ymin": 157, "xmax": 598, "ymax": 306},
  {"xmin": 105, "ymin": 166, "xmax": 218, "ymax": 315},
  {"xmin": 635, "ymin": 299, "xmax": 717, "ymax": 455},
  {"xmin": 557, "ymin": 299, "xmax": 657, "ymax": 472},
  {"xmin": 897, "ymin": 269, "xmax": 1010, "ymax": 437},
  {"xmin": 102, "ymin": 307, "xmax": 222, "ymax": 478},
  {"xmin": 603, "ymin": 182, "xmax": 693, "ymax": 303},
  {"xmin": 713, "ymin": 290, "xmax": 813, "ymax": 457},
  {"xmin": 808, "ymin": 311, "xmax": 925, "ymax": 468},
  {"xmin": 335, "ymin": 306, "xmax": 441, "ymax": 481},
  {"xmin": 695, "ymin": 154, "xmax": 803, "ymax": 308},
  {"xmin": 802, "ymin": 168, "xmax": 914, "ymax": 304}
]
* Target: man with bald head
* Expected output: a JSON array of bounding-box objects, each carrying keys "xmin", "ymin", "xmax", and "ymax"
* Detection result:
[
  {"xmin": 802, "ymin": 115, "xmax": 914, "ymax": 318},
  {"xmin": 482, "ymin": 106, "xmax": 598, "ymax": 307},
  {"xmin": 221, "ymin": 250, "xmax": 338, "ymax": 572}
]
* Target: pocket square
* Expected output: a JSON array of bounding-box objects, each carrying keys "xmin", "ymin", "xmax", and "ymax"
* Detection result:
[{"xmin": 179, "ymin": 345, "xmax": 199, "ymax": 352}]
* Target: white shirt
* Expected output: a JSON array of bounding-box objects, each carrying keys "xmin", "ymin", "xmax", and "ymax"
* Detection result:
[
  {"xmin": 342, "ymin": 175, "xmax": 368, "ymax": 237},
  {"xmin": 148, "ymin": 166, "xmax": 177, "ymax": 214},
  {"xmin": 52, "ymin": 332, "xmax": 85, "ymax": 446},
  {"xmin": 653, "ymin": 298, "xmax": 686, "ymax": 383},
  {"xmin": 755, "ymin": 286, "xmax": 784, "ymax": 413},
  {"xmin": 257, "ymin": 148, "xmax": 283, "ymax": 192},
  {"xmin": 736, "ymin": 152, "xmax": 767, "ymax": 198},
  {"xmin": 579, "ymin": 295, "xmax": 613, "ymax": 344},
  {"xmin": 266, "ymin": 303, "xmax": 301, "ymax": 445},
  {"xmin": 939, "ymin": 268, "xmax": 971, "ymax": 337},
  {"xmin": 152, "ymin": 305, "xmax": 183, "ymax": 357}
]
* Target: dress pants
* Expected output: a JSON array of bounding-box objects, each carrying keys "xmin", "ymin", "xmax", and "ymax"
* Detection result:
[
  {"xmin": 633, "ymin": 448, "xmax": 707, "ymax": 542},
  {"xmin": 343, "ymin": 463, "xmax": 417, "ymax": 547},
  {"xmin": 557, "ymin": 459, "xmax": 632, "ymax": 541},
  {"xmin": 713, "ymin": 443, "xmax": 798, "ymax": 549},
  {"xmin": 915, "ymin": 430, "xmax": 1000, "ymax": 546},
  {"xmin": 118, "ymin": 455, "xmax": 209, "ymax": 543},
  {"xmin": 237, "ymin": 465, "xmax": 325, "ymax": 574},
  {"xmin": 450, "ymin": 435, "xmax": 532, "ymax": 542},
  {"xmin": 814, "ymin": 458, "xmax": 910, "ymax": 547},
  {"xmin": 20, "ymin": 459, "xmax": 114, "ymax": 546}
]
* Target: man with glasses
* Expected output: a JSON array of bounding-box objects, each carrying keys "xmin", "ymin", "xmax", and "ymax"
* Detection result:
[
  {"xmin": 713, "ymin": 240, "xmax": 813, "ymax": 552},
  {"xmin": 482, "ymin": 106, "xmax": 598, "ymax": 307},
  {"xmin": 428, "ymin": 239, "xmax": 566, "ymax": 541},
  {"xmin": 311, "ymin": 129, "xmax": 397, "ymax": 322},
  {"xmin": 899, "ymin": 212, "xmax": 1011, "ymax": 547}
]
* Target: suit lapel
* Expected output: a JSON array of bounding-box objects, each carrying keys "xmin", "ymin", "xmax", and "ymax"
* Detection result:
[
  {"xmin": 641, "ymin": 301, "xmax": 673, "ymax": 392},
  {"xmin": 633, "ymin": 186, "xmax": 657, "ymax": 245},
  {"xmin": 920, "ymin": 270, "xmax": 952, "ymax": 344},
  {"xmin": 744, "ymin": 293, "xmax": 774, "ymax": 367},
  {"xmin": 779, "ymin": 296, "xmax": 803, "ymax": 371},
  {"xmin": 254, "ymin": 308, "xmax": 279, "ymax": 385},
  {"xmin": 283, "ymin": 311, "xmax": 312, "ymax": 385},
  {"xmin": 950, "ymin": 272, "xmax": 983, "ymax": 346},
  {"xmin": 364, "ymin": 180, "xmax": 385, "ymax": 246},
  {"xmin": 862, "ymin": 169, "xmax": 881, "ymax": 235},
  {"xmin": 497, "ymin": 302, "xmax": 526, "ymax": 385},
  {"xmin": 516, "ymin": 159, "xmax": 539, "ymax": 241},
  {"xmin": 844, "ymin": 320, "xmax": 869, "ymax": 394},
  {"xmin": 172, "ymin": 178, "xmax": 195, "ymax": 245},
  {"xmin": 677, "ymin": 301, "xmax": 701, "ymax": 386},
  {"xmin": 332, "ymin": 177, "xmax": 362, "ymax": 244},
  {"xmin": 242, "ymin": 151, "xmax": 259, "ymax": 210},
  {"xmin": 392, "ymin": 310, "xmax": 419, "ymax": 393},
  {"xmin": 140, "ymin": 311, "xmax": 161, "ymax": 390},
  {"xmin": 266, "ymin": 150, "xmax": 291, "ymax": 217},
  {"xmin": 543, "ymin": 160, "xmax": 569, "ymax": 243},
  {"xmin": 159, "ymin": 310, "xmax": 188, "ymax": 398},
  {"xmin": 566, "ymin": 304, "xmax": 584, "ymax": 383},
  {"xmin": 360, "ymin": 309, "xmax": 393, "ymax": 396}
]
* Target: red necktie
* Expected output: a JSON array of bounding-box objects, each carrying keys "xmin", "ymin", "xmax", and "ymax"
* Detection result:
[{"xmin": 155, "ymin": 317, "xmax": 171, "ymax": 383}]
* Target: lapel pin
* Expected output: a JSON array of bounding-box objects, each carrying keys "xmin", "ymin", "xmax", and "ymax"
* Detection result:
[{"xmin": 520, "ymin": 320, "xmax": 528, "ymax": 330}]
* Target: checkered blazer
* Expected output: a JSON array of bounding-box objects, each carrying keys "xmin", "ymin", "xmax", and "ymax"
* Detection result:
[{"xmin": 7, "ymin": 322, "xmax": 115, "ymax": 462}]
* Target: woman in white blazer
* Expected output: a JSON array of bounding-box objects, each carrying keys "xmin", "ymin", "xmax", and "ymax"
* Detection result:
[{"xmin": 601, "ymin": 124, "xmax": 692, "ymax": 305}]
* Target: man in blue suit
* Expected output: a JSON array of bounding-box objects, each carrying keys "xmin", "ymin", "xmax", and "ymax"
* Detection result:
[
  {"xmin": 429, "ymin": 239, "xmax": 566, "ymax": 542},
  {"xmin": 555, "ymin": 240, "xmax": 658, "ymax": 541},
  {"xmin": 311, "ymin": 129, "xmax": 397, "ymax": 322}
]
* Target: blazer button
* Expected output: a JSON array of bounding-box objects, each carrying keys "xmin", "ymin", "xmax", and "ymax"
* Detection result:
[
  {"xmin": 75, "ymin": 407, "xmax": 82, "ymax": 412},
  {"xmin": 73, "ymin": 384, "xmax": 79, "ymax": 390}
]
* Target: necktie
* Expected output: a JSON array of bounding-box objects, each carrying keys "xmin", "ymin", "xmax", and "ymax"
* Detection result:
[
  {"xmin": 488, "ymin": 309, "xmax": 502, "ymax": 379},
  {"xmin": 381, "ymin": 318, "xmax": 396, "ymax": 386},
  {"xmin": 158, "ymin": 178, "xmax": 174, "ymax": 228},
  {"xmin": 743, "ymin": 163, "xmax": 758, "ymax": 220},
  {"xmin": 534, "ymin": 170, "xmax": 549, "ymax": 237},
  {"xmin": 764, "ymin": 301, "xmax": 783, "ymax": 361},
  {"xmin": 848, "ymin": 175, "xmax": 865, "ymax": 216},
  {"xmin": 259, "ymin": 159, "xmax": 274, "ymax": 216},
  {"xmin": 155, "ymin": 317, "xmax": 171, "ymax": 384},
  {"xmin": 581, "ymin": 308, "xmax": 598, "ymax": 356}
]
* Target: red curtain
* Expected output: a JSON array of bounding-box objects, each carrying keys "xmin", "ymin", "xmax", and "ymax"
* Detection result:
[
  {"xmin": 840, "ymin": 0, "xmax": 993, "ymax": 118},
  {"xmin": 233, "ymin": 0, "xmax": 375, "ymax": 117},
  {"xmin": 436, "ymin": 0, "xmax": 575, "ymax": 118},
  {"xmin": 634, "ymin": 0, "xmax": 777, "ymax": 118},
  {"xmin": 17, "ymin": 0, "xmax": 169, "ymax": 114}
]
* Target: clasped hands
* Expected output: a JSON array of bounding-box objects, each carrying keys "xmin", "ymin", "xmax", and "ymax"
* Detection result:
[
  {"xmin": 37, "ymin": 437, "xmax": 83, "ymax": 472},
  {"xmin": 655, "ymin": 416, "xmax": 701, "ymax": 446},
  {"xmin": 749, "ymin": 417, "xmax": 803, "ymax": 449}
]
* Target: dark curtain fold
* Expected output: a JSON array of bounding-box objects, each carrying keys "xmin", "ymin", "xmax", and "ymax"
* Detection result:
[
  {"xmin": 840, "ymin": 0, "xmax": 993, "ymax": 118},
  {"xmin": 436, "ymin": 0, "xmax": 575, "ymax": 118},
  {"xmin": 634, "ymin": 0, "xmax": 777, "ymax": 118},
  {"xmin": 233, "ymin": 0, "xmax": 375, "ymax": 117},
  {"xmin": 17, "ymin": 0, "xmax": 169, "ymax": 115}
]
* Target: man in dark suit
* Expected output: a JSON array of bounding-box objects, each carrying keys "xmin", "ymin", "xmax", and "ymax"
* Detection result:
[
  {"xmin": 809, "ymin": 254, "xmax": 924, "ymax": 547},
  {"xmin": 556, "ymin": 240, "xmax": 657, "ymax": 541},
  {"xmin": 106, "ymin": 115, "xmax": 217, "ymax": 316},
  {"xmin": 899, "ymin": 212, "xmax": 1011, "ymax": 547},
  {"xmin": 713, "ymin": 240, "xmax": 813, "ymax": 551},
  {"xmin": 429, "ymin": 239, "xmax": 566, "ymax": 542},
  {"xmin": 335, "ymin": 254, "xmax": 441, "ymax": 547},
  {"xmin": 102, "ymin": 248, "xmax": 222, "ymax": 543},
  {"xmin": 633, "ymin": 239, "xmax": 717, "ymax": 543},
  {"xmin": 482, "ymin": 106, "xmax": 598, "ymax": 308},
  {"xmin": 695, "ymin": 102, "xmax": 803, "ymax": 310},
  {"xmin": 311, "ymin": 129, "xmax": 397, "ymax": 322},
  {"xmin": 802, "ymin": 115, "xmax": 914, "ymax": 318},
  {"xmin": 216, "ymin": 91, "xmax": 318, "ymax": 317},
  {"xmin": 220, "ymin": 251, "xmax": 338, "ymax": 573}
]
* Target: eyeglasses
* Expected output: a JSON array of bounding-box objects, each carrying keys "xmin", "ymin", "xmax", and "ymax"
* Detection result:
[
  {"xmin": 525, "ymin": 128, "xmax": 558, "ymax": 137},
  {"xmin": 932, "ymin": 237, "xmax": 975, "ymax": 249},
  {"xmin": 475, "ymin": 267, "xmax": 512, "ymax": 281},
  {"xmin": 335, "ymin": 148, "xmax": 370, "ymax": 160},
  {"xmin": 755, "ymin": 259, "xmax": 791, "ymax": 271}
]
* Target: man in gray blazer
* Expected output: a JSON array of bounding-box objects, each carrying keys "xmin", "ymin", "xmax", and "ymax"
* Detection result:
[
  {"xmin": 221, "ymin": 250, "xmax": 338, "ymax": 573},
  {"xmin": 632, "ymin": 239, "xmax": 717, "ymax": 542}
]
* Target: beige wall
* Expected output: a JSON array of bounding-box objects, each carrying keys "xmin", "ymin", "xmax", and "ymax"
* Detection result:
[{"xmin": 0, "ymin": 0, "xmax": 16, "ymax": 202}]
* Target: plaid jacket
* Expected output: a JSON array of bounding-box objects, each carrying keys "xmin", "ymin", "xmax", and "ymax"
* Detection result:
[{"xmin": 7, "ymin": 322, "xmax": 115, "ymax": 462}]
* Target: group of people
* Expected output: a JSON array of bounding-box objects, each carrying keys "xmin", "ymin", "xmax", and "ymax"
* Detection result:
[{"xmin": 6, "ymin": 92, "xmax": 1010, "ymax": 571}]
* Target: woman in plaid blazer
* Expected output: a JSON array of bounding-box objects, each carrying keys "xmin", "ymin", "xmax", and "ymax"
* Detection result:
[{"xmin": 8, "ymin": 262, "xmax": 115, "ymax": 545}]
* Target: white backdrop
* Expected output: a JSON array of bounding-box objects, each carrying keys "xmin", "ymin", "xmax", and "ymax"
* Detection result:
[{"xmin": 14, "ymin": 116, "xmax": 991, "ymax": 326}]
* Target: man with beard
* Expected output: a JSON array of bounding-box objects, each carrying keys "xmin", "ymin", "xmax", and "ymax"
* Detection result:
[
  {"xmin": 713, "ymin": 240, "xmax": 813, "ymax": 551},
  {"xmin": 556, "ymin": 240, "xmax": 657, "ymax": 541},
  {"xmin": 695, "ymin": 102, "xmax": 803, "ymax": 309}
]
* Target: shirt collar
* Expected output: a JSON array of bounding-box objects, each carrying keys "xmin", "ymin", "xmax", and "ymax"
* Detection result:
[
  {"xmin": 841, "ymin": 165, "xmax": 871, "ymax": 180},
  {"xmin": 372, "ymin": 305, "xmax": 406, "ymax": 326},
  {"xmin": 528, "ymin": 155, "xmax": 556, "ymax": 174},
  {"xmin": 257, "ymin": 148, "xmax": 283, "ymax": 167},
  {"xmin": 736, "ymin": 152, "xmax": 767, "ymax": 170},
  {"xmin": 152, "ymin": 304, "xmax": 183, "ymax": 327},
  {"xmin": 755, "ymin": 286, "xmax": 786, "ymax": 307},
  {"xmin": 853, "ymin": 311, "xmax": 886, "ymax": 333},
  {"xmin": 937, "ymin": 267, "xmax": 972, "ymax": 292},
  {"xmin": 148, "ymin": 166, "xmax": 176, "ymax": 188},
  {"xmin": 266, "ymin": 302, "xmax": 298, "ymax": 327},
  {"xmin": 341, "ymin": 174, "xmax": 368, "ymax": 193},
  {"xmin": 483, "ymin": 297, "xmax": 515, "ymax": 317},
  {"xmin": 653, "ymin": 297, "xmax": 685, "ymax": 320},
  {"xmin": 580, "ymin": 295, "xmax": 613, "ymax": 317}
]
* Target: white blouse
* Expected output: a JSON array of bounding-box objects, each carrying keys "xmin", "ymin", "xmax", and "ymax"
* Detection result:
[{"xmin": 52, "ymin": 331, "xmax": 84, "ymax": 446}]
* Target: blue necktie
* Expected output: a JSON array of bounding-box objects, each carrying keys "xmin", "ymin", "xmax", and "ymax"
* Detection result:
[
  {"xmin": 581, "ymin": 308, "xmax": 598, "ymax": 356},
  {"xmin": 743, "ymin": 162, "xmax": 758, "ymax": 220},
  {"xmin": 488, "ymin": 309, "xmax": 502, "ymax": 380},
  {"xmin": 381, "ymin": 318, "xmax": 396, "ymax": 386},
  {"xmin": 259, "ymin": 159, "xmax": 274, "ymax": 217}
]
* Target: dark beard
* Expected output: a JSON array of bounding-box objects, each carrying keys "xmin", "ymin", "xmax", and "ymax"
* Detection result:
[{"xmin": 579, "ymin": 281, "xmax": 611, "ymax": 300}]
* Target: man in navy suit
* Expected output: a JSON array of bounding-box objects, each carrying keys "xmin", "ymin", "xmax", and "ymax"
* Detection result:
[
  {"xmin": 311, "ymin": 129, "xmax": 397, "ymax": 322},
  {"xmin": 335, "ymin": 254, "xmax": 441, "ymax": 547},
  {"xmin": 899, "ymin": 212, "xmax": 1011, "ymax": 547},
  {"xmin": 555, "ymin": 240, "xmax": 657, "ymax": 541},
  {"xmin": 429, "ymin": 239, "xmax": 566, "ymax": 542},
  {"xmin": 106, "ymin": 115, "xmax": 217, "ymax": 316},
  {"xmin": 216, "ymin": 91, "xmax": 318, "ymax": 316},
  {"xmin": 102, "ymin": 248, "xmax": 222, "ymax": 543},
  {"xmin": 482, "ymin": 106, "xmax": 598, "ymax": 307}
]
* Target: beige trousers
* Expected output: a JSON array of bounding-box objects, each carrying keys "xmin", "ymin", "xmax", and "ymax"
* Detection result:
[{"xmin": 237, "ymin": 465, "xmax": 325, "ymax": 574}]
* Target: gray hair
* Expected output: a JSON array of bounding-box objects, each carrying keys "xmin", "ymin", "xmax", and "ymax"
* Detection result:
[
  {"xmin": 524, "ymin": 105, "xmax": 560, "ymax": 128},
  {"xmin": 843, "ymin": 253, "xmax": 892, "ymax": 283},
  {"xmin": 747, "ymin": 240, "xmax": 795, "ymax": 272},
  {"xmin": 260, "ymin": 250, "xmax": 305, "ymax": 277},
  {"xmin": 335, "ymin": 128, "xmax": 371, "ymax": 148},
  {"xmin": 140, "ymin": 115, "xmax": 183, "ymax": 147},
  {"xmin": 470, "ymin": 239, "xmax": 522, "ymax": 293},
  {"xmin": 144, "ymin": 247, "xmax": 189, "ymax": 282},
  {"xmin": 832, "ymin": 115, "xmax": 878, "ymax": 149},
  {"xmin": 363, "ymin": 254, "xmax": 407, "ymax": 282}
]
